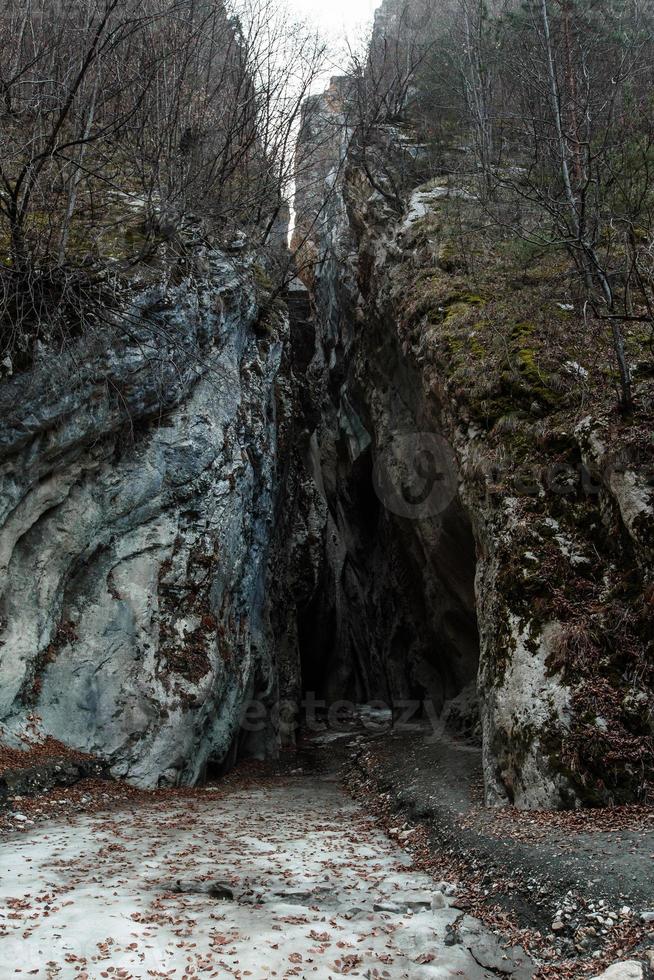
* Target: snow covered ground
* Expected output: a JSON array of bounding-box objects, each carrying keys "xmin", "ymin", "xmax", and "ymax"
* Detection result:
[{"xmin": 0, "ymin": 775, "xmax": 519, "ymax": 978}]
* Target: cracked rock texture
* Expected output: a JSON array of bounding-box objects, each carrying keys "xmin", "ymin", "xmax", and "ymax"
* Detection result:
[
  {"xmin": 0, "ymin": 6, "xmax": 651, "ymax": 807},
  {"xmin": 291, "ymin": 82, "xmax": 480, "ymax": 717},
  {"xmin": 0, "ymin": 253, "xmax": 296, "ymax": 786}
]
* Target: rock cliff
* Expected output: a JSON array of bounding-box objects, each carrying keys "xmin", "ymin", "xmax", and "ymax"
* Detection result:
[
  {"xmin": 292, "ymin": 75, "xmax": 653, "ymax": 809},
  {"xmin": 0, "ymin": 251, "xmax": 298, "ymax": 786},
  {"xmin": 0, "ymin": 23, "xmax": 651, "ymax": 811}
]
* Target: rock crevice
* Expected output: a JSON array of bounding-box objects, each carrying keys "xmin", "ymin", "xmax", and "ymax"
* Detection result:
[
  {"xmin": 289, "ymin": 73, "xmax": 653, "ymax": 809},
  {"xmin": 1, "ymin": 72, "xmax": 651, "ymax": 809}
]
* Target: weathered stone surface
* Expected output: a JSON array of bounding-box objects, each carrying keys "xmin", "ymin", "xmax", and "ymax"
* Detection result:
[
  {"xmin": 293, "ymin": 74, "xmax": 653, "ymax": 810},
  {"xmin": 0, "ymin": 252, "xmax": 296, "ymax": 786},
  {"xmin": 0, "ymin": 774, "xmax": 514, "ymax": 977},
  {"xmin": 0, "ymin": 757, "xmax": 107, "ymax": 799},
  {"xmin": 289, "ymin": 79, "xmax": 481, "ymax": 715},
  {"xmin": 1, "ymin": 24, "xmax": 650, "ymax": 811},
  {"xmin": 171, "ymin": 879, "xmax": 234, "ymax": 899},
  {"xmin": 591, "ymin": 962, "xmax": 645, "ymax": 980},
  {"xmin": 449, "ymin": 915, "xmax": 535, "ymax": 978}
]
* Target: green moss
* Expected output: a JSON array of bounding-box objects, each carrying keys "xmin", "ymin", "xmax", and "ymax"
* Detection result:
[
  {"xmin": 253, "ymin": 264, "xmax": 274, "ymax": 292},
  {"xmin": 516, "ymin": 347, "xmax": 554, "ymax": 400},
  {"xmin": 411, "ymin": 214, "xmax": 442, "ymax": 239},
  {"xmin": 499, "ymin": 322, "xmax": 561, "ymax": 408},
  {"xmin": 444, "ymin": 332, "xmax": 464, "ymax": 356},
  {"xmin": 437, "ymin": 239, "xmax": 464, "ymax": 272},
  {"xmin": 443, "ymin": 301, "xmax": 470, "ymax": 323},
  {"xmin": 510, "ymin": 320, "xmax": 537, "ymax": 342},
  {"xmin": 469, "ymin": 335, "xmax": 485, "ymax": 359},
  {"xmin": 402, "ymin": 272, "xmax": 477, "ymax": 327}
]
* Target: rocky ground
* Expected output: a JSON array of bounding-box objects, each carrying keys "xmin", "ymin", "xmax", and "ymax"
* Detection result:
[
  {"xmin": 337, "ymin": 726, "xmax": 654, "ymax": 978},
  {"xmin": 0, "ymin": 725, "xmax": 652, "ymax": 979},
  {"xmin": 0, "ymin": 763, "xmax": 537, "ymax": 979},
  {"xmin": 349, "ymin": 727, "xmax": 654, "ymax": 907}
]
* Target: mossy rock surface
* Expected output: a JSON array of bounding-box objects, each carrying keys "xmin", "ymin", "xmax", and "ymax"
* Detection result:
[{"xmin": 382, "ymin": 185, "xmax": 654, "ymax": 805}]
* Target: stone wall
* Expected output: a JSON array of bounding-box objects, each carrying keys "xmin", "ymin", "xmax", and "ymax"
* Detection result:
[
  {"xmin": 0, "ymin": 252, "xmax": 297, "ymax": 787},
  {"xmin": 293, "ymin": 78, "xmax": 653, "ymax": 809}
]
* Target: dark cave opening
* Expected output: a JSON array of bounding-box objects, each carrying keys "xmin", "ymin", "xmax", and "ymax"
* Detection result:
[
  {"xmin": 203, "ymin": 756, "xmax": 228, "ymax": 782},
  {"xmin": 297, "ymin": 595, "xmax": 337, "ymax": 702},
  {"xmin": 295, "ymin": 440, "xmax": 481, "ymax": 736}
]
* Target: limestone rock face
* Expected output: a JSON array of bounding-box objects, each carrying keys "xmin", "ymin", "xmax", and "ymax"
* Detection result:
[
  {"xmin": 591, "ymin": 963, "xmax": 645, "ymax": 980},
  {"xmin": 289, "ymin": 81, "xmax": 480, "ymax": 714},
  {"xmin": 294, "ymin": 79, "xmax": 653, "ymax": 809},
  {"xmin": 0, "ymin": 253, "xmax": 295, "ymax": 786},
  {"xmin": 1, "ymin": 81, "xmax": 651, "ymax": 807}
]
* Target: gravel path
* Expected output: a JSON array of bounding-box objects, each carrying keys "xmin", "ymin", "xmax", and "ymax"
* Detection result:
[{"xmin": 0, "ymin": 774, "xmax": 535, "ymax": 979}]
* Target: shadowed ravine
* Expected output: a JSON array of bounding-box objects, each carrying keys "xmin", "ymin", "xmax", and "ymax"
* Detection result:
[{"xmin": 0, "ymin": 0, "xmax": 653, "ymax": 976}]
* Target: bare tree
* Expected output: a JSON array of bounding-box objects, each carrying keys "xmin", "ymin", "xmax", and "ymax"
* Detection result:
[
  {"xmin": 490, "ymin": 0, "xmax": 654, "ymax": 407},
  {"xmin": 0, "ymin": 0, "xmax": 328, "ymax": 366},
  {"xmin": 344, "ymin": 0, "xmax": 438, "ymax": 210},
  {"xmin": 410, "ymin": 0, "xmax": 654, "ymax": 407}
]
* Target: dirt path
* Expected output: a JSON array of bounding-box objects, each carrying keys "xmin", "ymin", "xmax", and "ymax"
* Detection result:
[
  {"xmin": 0, "ymin": 773, "xmax": 536, "ymax": 979},
  {"xmin": 352, "ymin": 728, "xmax": 654, "ymax": 910}
]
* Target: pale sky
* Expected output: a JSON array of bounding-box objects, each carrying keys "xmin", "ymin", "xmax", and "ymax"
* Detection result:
[
  {"xmin": 288, "ymin": 0, "xmax": 378, "ymax": 35},
  {"xmin": 287, "ymin": 0, "xmax": 380, "ymax": 70}
]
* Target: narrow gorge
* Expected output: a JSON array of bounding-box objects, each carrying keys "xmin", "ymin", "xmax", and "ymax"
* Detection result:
[
  {"xmin": 287, "ymin": 70, "xmax": 654, "ymax": 812},
  {"xmin": 0, "ymin": 0, "xmax": 653, "ymax": 973},
  {"xmin": 0, "ymin": 2, "xmax": 652, "ymax": 815}
]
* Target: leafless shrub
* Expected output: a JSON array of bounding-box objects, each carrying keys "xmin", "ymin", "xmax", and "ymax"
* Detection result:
[{"xmin": 0, "ymin": 0, "xmax": 327, "ymax": 367}]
